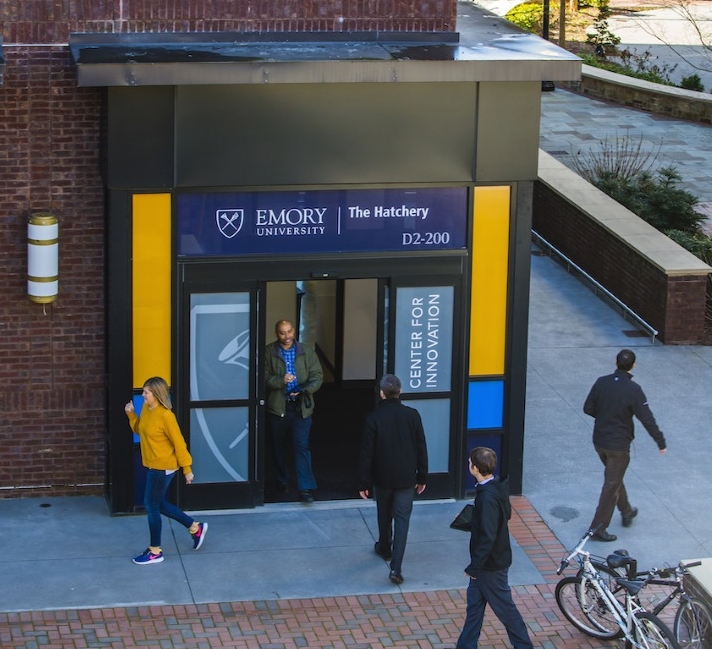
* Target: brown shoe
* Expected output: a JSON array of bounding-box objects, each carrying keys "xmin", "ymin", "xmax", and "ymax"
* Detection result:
[
  {"xmin": 622, "ymin": 507, "xmax": 638, "ymax": 527},
  {"xmin": 592, "ymin": 530, "xmax": 617, "ymax": 542}
]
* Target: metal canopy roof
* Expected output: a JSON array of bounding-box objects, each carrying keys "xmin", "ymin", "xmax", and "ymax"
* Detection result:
[{"xmin": 69, "ymin": 13, "xmax": 581, "ymax": 87}]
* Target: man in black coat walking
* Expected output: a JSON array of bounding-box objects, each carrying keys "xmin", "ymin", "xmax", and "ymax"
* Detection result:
[
  {"xmin": 584, "ymin": 349, "xmax": 667, "ymax": 542},
  {"xmin": 452, "ymin": 446, "xmax": 533, "ymax": 649},
  {"xmin": 358, "ymin": 374, "xmax": 428, "ymax": 585}
]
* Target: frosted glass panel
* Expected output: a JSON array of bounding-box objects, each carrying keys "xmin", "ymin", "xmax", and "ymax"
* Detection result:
[
  {"xmin": 190, "ymin": 293, "xmax": 250, "ymax": 401},
  {"xmin": 409, "ymin": 398, "xmax": 450, "ymax": 473},
  {"xmin": 190, "ymin": 407, "xmax": 249, "ymax": 483},
  {"xmin": 395, "ymin": 286, "xmax": 453, "ymax": 393}
]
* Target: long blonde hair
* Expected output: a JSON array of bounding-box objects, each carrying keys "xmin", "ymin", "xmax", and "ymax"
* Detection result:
[{"xmin": 143, "ymin": 376, "xmax": 172, "ymax": 410}]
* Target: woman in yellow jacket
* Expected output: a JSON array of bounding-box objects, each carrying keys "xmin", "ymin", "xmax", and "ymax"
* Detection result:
[{"xmin": 125, "ymin": 376, "xmax": 208, "ymax": 565}]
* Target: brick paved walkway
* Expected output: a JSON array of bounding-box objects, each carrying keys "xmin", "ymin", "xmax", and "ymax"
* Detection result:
[{"xmin": 0, "ymin": 499, "xmax": 628, "ymax": 648}]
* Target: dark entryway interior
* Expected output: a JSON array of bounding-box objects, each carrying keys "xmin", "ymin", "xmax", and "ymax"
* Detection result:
[
  {"xmin": 264, "ymin": 378, "xmax": 378, "ymax": 503},
  {"xmin": 264, "ymin": 276, "xmax": 381, "ymax": 503}
]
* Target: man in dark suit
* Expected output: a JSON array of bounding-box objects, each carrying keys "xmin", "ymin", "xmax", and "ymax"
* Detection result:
[
  {"xmin": 452, "ymin": 446, "xmax": 533, "ymax": 649},
  {"xmin": 358, "ymin": 374, "xmax": 428, "ymax": 585}
]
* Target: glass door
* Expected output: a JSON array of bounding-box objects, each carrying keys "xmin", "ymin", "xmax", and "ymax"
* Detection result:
[
  {"xmin": 384, "ymin": 276, "xmax": 463, "ymax": 498},
  {"xmin": 178, "ymin": 277, "xmax": 261, "ymax": 510}
]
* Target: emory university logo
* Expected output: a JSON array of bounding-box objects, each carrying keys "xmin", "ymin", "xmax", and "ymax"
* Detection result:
[{"xmin": 216, "ymin": 209, "xmax": 244, "ymax": 238}]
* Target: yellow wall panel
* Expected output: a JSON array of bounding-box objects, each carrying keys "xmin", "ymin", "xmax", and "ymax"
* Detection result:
[
  {"xmin": 470, "ymin": 186, "xmax": 511, "ymax": 376},
  {"xmin": 132, "ymin": 194, "xmax": 172, "ymax": 387}
]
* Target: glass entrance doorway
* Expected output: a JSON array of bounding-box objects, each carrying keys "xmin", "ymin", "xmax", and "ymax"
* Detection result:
[
  {"xmin": 263, "ymin": 278, "xmax": 381, "ymax": 503},
  {"xmin": 176, "ymin": 257, "xmax": 463, "ymax": 510}
]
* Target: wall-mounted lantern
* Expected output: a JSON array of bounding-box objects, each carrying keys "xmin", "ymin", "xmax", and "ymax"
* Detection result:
[{"xmin": 27, "ymin": 212, "xmax": 59, "ymax": 304}]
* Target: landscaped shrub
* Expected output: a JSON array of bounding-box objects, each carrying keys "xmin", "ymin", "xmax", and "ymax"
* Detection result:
[
  {"xmin": 505, "ymin": 3, "xmax": 548, "ymax": 33},
  {"xmin": 581, "ymin": 48, "xmax": 676, "ymax": 85},
  {"xmin": 572, "ymin": 134, "xmax": 706, "ymax": 234},
  {"xmin": 680, "ymin": 73, "xmax": 705, "ymax": 92},
  {"xmin": 594, "ymin": 167, "xmax": 705, "ymax": 233},
  {"xmin": 573, "ymin": 134, "xmax": 711, "ymax": 328}
]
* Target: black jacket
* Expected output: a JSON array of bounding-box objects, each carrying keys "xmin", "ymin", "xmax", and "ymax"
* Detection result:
[
  {"xmin": 583, "ymin": 369, "xmax": 666, "ymax": 451},
  {"xmin": 466, "ymin": 477, "xmax": 512, "ymax": 574},
  {"xmin": 358, "ymin": 398, "xmax": 428, "ymax": 491}
]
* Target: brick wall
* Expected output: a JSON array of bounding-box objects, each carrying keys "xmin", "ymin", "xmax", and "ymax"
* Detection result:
[
  {"xmin": 533, "ymin": 182, "xmax": 709, "ymax": 344},
  {"xmin": 1, "ymin": 1, "xmax": 458, "ymax": 39},
  {"xmin": 0, "ymin": 1, "xmax": 458, "ymax": 497},
  {"xmin": 0, "ymin": 47, "xmax": 105, "ymax": 497}
]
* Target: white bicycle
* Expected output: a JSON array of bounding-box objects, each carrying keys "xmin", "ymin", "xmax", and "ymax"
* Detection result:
[{"xmin": 556, "ymin": 529, "xmax": 682, "ymax": 649}]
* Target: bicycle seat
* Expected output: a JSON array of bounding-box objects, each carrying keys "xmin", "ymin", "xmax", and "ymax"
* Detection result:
[
  {"xmin": 616, "ymin": 578, "xmax": 645, "ymax": 596},
  {"xmin": 607, "ymin": 553, "xmax": 634, "ymax": 569}
]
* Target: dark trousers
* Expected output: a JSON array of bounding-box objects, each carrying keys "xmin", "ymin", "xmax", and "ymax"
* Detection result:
[
  {"xmin": 590, "ymin": 445, "xmax": 633, "ymax": 532},
  {"xmin": 374, "ymin": 485, "xmax": 414, "ymax": 575},
  {"xmin": 456, "ymin": 568, "xmax": 533, "ymax": 649},
  {"xmin": 268, "ymin": 408, "xmax": 317, "ymax": 492}
]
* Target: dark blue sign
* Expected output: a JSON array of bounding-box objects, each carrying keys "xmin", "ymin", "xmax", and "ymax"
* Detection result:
[{"xmin": 177, "ymin": 188, "xmax": 467, "ymax": 257}]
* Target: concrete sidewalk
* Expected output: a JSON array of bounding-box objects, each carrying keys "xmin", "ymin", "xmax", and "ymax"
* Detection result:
[{"xmin": 0, "ymin": 496, "xmax": 541, "ymax": 613}]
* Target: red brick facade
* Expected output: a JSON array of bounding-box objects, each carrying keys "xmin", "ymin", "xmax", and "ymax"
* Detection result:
[
  {"xmin": 0, "ymin": 2, "xmax": 458, "ymax": 497},
  {"xmin": 2, "ymin": 1, "xmax": 457, "ymax": 41},
  {"xmin": 533, "ymin": 181, "xmax": 709, "ymax": 344}
]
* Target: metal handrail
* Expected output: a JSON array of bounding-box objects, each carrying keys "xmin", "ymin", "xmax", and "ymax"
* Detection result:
[{"xmin": 532, "ymin": 230, "xmax": 658, "ymax": 343}]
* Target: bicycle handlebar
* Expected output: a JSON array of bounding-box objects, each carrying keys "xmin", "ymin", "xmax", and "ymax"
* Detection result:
[
  {"xmin": 642, "ymin": 560, "xmax": 703, "ymax": 581},
  {"xmin": 557, "ymin": 529, "xmax": 595, "ymax": 575}
]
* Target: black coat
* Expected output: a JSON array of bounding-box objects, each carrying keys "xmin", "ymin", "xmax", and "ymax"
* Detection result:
[
  {"xmin": 358, "ymin": 398, "xmax": 428, "ymax": 491},
  {"xmin": 583, "ymin": 369, "xmax": 666, "ymax": 451},
  {"xmin": 466, "ymin": 476, "xmax": 512, "ymax": 574}
]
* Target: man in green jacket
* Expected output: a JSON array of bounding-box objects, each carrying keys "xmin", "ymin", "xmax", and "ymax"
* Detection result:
[{"xmin": 264, "ymin": 319, "xmax": 323, "ymax": 503}]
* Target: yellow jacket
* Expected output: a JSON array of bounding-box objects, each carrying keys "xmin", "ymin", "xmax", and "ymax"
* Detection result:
[{"xmin": 127, "ymin": 405, "xmax": 193, "ymax": 474}]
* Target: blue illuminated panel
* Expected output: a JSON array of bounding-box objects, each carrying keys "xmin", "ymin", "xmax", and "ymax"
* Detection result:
[{"xmin": 467, "ymin": 380, "xmax": 504, "ymax": 429}]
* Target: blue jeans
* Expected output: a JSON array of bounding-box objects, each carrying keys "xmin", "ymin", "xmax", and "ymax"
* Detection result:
[
  {"xmin": 268, "ymin": 409, "xmax": 317, "ymax": 491},
  {"xmin": 590, "ymin": 445, "xmax": 633, "ymax": 532},
  {"xmin": 456, "ymin": 568, "xmax": 533, "ymax": 649},
  {"xmin": 144, "ymin": 468, "xmax": 194, "ymax": 547},
  {"xmin": 375, "ymin": 486, "xmax": 414, "ymax": 575}
]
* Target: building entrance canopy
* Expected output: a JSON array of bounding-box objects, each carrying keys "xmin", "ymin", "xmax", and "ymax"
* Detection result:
[{"xmin": 69, "ymin": 23, "xmax": 581, "ymax": 87}]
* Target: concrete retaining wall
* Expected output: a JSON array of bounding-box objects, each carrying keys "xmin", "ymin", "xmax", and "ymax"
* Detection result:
[
  {"xmin": 534, "ymin": 151, "xmax": 711, "ymax": 344},
  {"xmin": 561, "ymin": 64, "xmax": 712, "ymax": 124}
]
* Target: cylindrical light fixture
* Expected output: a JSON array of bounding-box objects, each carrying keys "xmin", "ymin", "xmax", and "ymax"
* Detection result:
[{"xmin": 27, "ymin": 212, "xmax": 59, "ymax": 304}]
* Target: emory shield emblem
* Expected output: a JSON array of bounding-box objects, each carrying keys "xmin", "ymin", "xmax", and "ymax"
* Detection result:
[{"xmin": 216, "ymin": 209, "xmax": 244, "ymax": 238}]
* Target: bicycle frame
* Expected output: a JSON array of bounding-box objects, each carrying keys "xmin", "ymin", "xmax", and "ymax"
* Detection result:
[
  {"xmin": 558, "ymin": 531, "xmax": 668, "ymax": 648},
  {"xmin": 579, "ymin": 548, "xmax": 651, "ymax": 645}
]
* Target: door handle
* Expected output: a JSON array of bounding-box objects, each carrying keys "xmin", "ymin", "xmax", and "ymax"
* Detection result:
[{"xmin": 259, "ymin": 399, "xmax": 265, "ymax": 406}]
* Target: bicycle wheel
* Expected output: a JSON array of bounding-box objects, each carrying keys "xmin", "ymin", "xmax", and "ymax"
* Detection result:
[
  {"xmin": 555, "ymin": 576, "xmax": 624, "ymax": 639},
  {"xmin": 633, "ymin": 611, "xmax": 682, "ymax": 649},
  {"xmin": 674, "ymin": 597, "xmax": 712, "ymax": 649}
]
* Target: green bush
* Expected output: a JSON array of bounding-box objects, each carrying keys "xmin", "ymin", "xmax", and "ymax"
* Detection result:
[
  {"xmin": 572, "ymin": 135, "xmax": 705, "ymax": 234},
  {"xmin": 505, "ymin": 3, "xmax": 545, "ymax": 32},
  {"xmin": 680, "ymin": 73, "xmax": 705, "ymax": 92},
  {"xmin": 580, "ymin": 48, "xmax": 676, "ymax": 86},
  {"xmin": 585, "ymin": 0, "xmax": 620, "ymax": 51},
  {"xmin": 593, "ymin": 166, "xmax": 705, "ymax": 234},
  {"xmin": 574, "ymin": 135, "xmax": 711, "ymax": 328},
  {"xmin": 665, "ymin": 229, "xmax": 712, "ymax": 264}
]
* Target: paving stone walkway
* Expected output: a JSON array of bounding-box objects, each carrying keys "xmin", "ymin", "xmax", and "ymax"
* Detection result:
[{"xmin": 0, "ymin": 498, "xmax": 612, "ymax": 649}]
